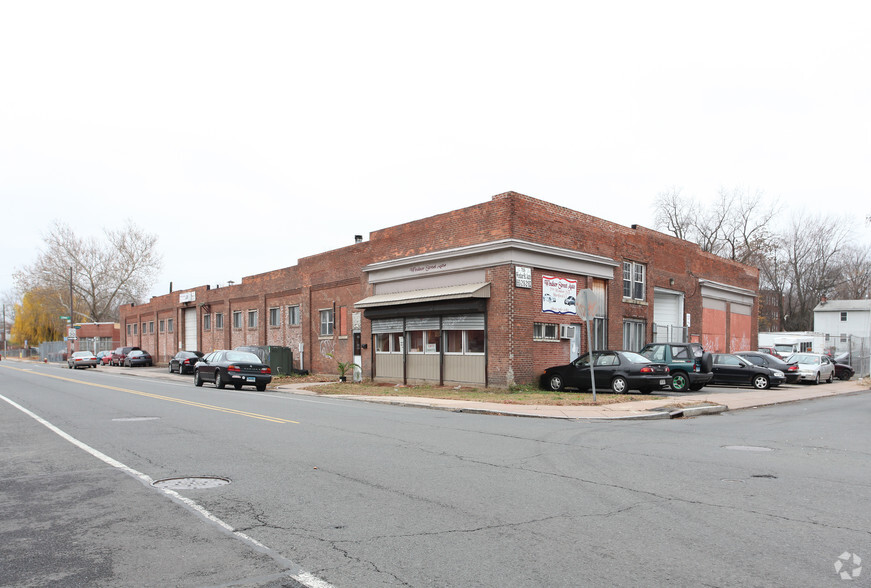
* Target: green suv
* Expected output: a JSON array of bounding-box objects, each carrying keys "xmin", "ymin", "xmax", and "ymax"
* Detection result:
[{"xmin": 639, "ymin": 342, "xmax": 714, "ymax": 392}]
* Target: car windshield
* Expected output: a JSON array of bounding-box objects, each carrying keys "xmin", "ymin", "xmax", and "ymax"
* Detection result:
[
  {"xmin": 225, "ymin": 351, "xmax": 261, "ymax": 363},
  {"xmin": 791, "ymin": 354, "xmax": 819, "ymax": 364}
]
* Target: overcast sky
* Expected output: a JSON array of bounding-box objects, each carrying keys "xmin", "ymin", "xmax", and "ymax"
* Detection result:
[{"xmin": 2, "ymin": 1, "xmax": 869, "ymax": 306}]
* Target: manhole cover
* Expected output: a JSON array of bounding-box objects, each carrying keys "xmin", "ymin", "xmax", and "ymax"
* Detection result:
[
  {"xmin": 112, "ymin": 417, "xmax": 161, "ymax": 422},
  {"xmin": 724, "ymin": 445, "xmax": 774, "ymax": 452},
  {"xmin": 152, "ymin": 476, "xmax": 231, "ymax": 490}
]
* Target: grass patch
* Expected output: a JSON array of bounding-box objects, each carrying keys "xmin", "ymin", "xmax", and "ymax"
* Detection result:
[{"xmin": 277, "ymin": 379, "xmax": 665, "ymax": 406}]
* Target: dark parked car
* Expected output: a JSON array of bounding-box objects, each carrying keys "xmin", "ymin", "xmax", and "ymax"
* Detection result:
[
  {"xmin": 96, "ymin": 350, "xmax": 113, "ymax": 365},
  {"xmin": 124, "ymin": 349, "xmax": 153, "ymax": 367},
  {"xmin": 111, "ymin": 346, "xmax": 141, "ymax": 366},
  {"xmin": 541, "ymin": 350, "xmax": 670, "ymax": 394},
  {"xmin": 194, "ymin": 350, "xmax": 273, "ymax": 391},
  {"xmin": 68, "ymin": 351, "xmax": 99, "ymax": 369},
  {"xmin": 734, "ymin": 351, "xmax": 800, "ymax": 384},
  {"xmin": 169, "ymin": 350, "xmax": 204, "ymax": 374},
  {"xmin": 833, "ymin": 361, "xmax": 855, "ymax": 380},
  {"xmin": 710, "ymin": 353, "xmax": 785, "ymax": 389},
  {"xmin": 639, "ymin": 342, "xmax": 713, "ymax": 392}
]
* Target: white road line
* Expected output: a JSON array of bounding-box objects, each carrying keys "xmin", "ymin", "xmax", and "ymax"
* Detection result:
[{"xmin": 0, "ymin": 392, "xmax": 334, "ymax": 588}]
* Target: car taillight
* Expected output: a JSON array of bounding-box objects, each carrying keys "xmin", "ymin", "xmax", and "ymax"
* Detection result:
[
  {"xmin": 227, "ymin": 365, "xmax": 241, "ymax": 373},
  {"xmin": 261, "ymin": 367, "xmax": 271, "ymax": 374},
  {"xmin": 787, "ymin": 365, "xmax": 798, "ymax": 372},
  {"xmin": 183, "ymin": 359, "xmax": 191, "ymax": 365},
  {"xmin": 640, "ymin": 366, "xmax": 653, "ymax": 373}
]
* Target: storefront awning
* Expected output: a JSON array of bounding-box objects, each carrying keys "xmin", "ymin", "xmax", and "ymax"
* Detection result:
[{"xmin": 355, "ymin": 282, "xmax": 491, "ymax": 309}]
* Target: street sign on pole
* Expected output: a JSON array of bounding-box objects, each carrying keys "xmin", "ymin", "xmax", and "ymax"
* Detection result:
[
  {"xmin": 576, "ymin": 289, "xmax": 598, "ymax": 402},
  {"xmin": 60, "ymin": 315, "xmax": 70, "ymax": 320}
]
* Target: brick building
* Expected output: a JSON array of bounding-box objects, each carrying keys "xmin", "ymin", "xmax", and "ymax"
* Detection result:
[{"xmin": 120, "ymin": 192, "xmax": 759, "ymax": 387}]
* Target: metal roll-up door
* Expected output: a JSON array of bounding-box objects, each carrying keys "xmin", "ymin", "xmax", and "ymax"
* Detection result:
[
  {"xmin": 372, "ymin": 318, "xmax": 404, "ymax": 333},
  {"xmin": 184, "ymin": 308, "xmax": 197, "ymax": 351},
  {"xmin": 442, "ymin": 314, "xmax": 485, "ymax": 330},
  {"xmin": 406, "ymin": 317, "xmax": 440, "ymax": 330}
]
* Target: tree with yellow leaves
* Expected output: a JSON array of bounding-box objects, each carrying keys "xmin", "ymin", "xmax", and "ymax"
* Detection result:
[{"xmin": 10, "ymin": 290, "xmax": 66, "ymax": 346}]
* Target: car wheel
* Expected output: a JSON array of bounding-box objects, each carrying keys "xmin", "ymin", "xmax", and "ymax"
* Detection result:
[
  {"xmin": 752, "ymin": 374, "xmax": 770, "ymax": 390},
  {"xmin": 256, "ymin": 383, "xmax": 267, "ymax": 392},
  {"xmin": 826, "ymin": 371, "xmax": 833, "ymax": 383},
  {"xmin": 611, "ymin": 376, "xmax": 628, "ymax": 394},
  {"xmin": 169, "ymin": 363, "xmax": 174, "ymax": 373},
  {"xmin": 670, "ymin": 372, "xmax": 689, "ymax": 392},
  {"xmin": 68, "ymin": 364, "xmax": 72, "ymax": 369},
  {"xmin": 233, "ymin": 383, "xmax": 242, "ymax": 390},
  {"xmin": 546, "ymin": 374, "xmax": 564, "ymax": 392},
  {"xmin": 813, "ymin": 373, "xmax": 820, "ymax": 385},
  {"xmin": 215, "ymin": 371, "xmax": 225, "ymax": 389}
]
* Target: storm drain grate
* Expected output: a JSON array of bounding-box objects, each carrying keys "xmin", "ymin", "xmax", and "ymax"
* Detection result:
[{"xmin": 152, "ymin": 476, "xmax": 231, "ymax": 490}]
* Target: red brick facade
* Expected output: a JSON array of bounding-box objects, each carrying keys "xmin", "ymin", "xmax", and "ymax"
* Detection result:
[{"xmin": 121, "ymin": 192, "xmax": 759, "ymax": 386}]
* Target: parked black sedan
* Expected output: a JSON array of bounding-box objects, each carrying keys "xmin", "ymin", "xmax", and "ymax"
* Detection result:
[
  {"xmin": 833, "ymin": 361, "xmax": 855, "ymax": 380},
  {"xmin": 734, "ymin": 351, "xmax": 800, "ymax": 384},
  {"xmin": 193, "ymin": 350, "xmax": 272, "ymax": 391},
  {"xmin": 541, "ymin": 350, "xmax": 670, "ymax": 394},
  {"xmin": 169, "ymin": 350, "xmax": 204, "ymax": 374},
  {"xmin": 124, "ymin": 349, "xmax": 153, "ymax": 367},
  {"xmin": 711, "ymin": 353, "xmax": 785, "ymax": 389}
]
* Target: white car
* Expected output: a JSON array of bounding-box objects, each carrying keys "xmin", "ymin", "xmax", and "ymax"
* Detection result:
[
  {"xmin": 68, "ymin": 351, "xmax": 99, "ymax": 369},
  {"xmin": 786, "ymin": 352, "xmax": 834, "ymax": 384}
]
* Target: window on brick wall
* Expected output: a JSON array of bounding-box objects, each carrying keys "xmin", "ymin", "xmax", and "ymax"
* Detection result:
[
  {"xmin": 623, "ymin": 319, "xmax": 646, "ymax": 351},
  {"xmin": 168, "ymin": 319, "xmax": 173, "ymax": 333},
  {"xmin": 623, "ymin": 261, "xmax": 646, "ymax": 301},
  {"xmin": 133, "ymin": 323, "xmax": 138, "ymax": 335},
  {"xmin": 142, "ymin": 323, "xmax": 146, "ymax": 334},
  {"xmin": 248, "ymin": 310, "xmax": 258, "ymax": 329},
  {"xmin": 533, "ymin": 323, "xmax": 559, "ymax": 341},
  {"xmin": 287, "ymin": 305, "xmax": 300, "ymax": 326},
  {"xmin": 233, "ymin": 311, "xmax": 242, "ymax": 329},
  {"xmin": 269, "ymin": 307, "xmax": 280, "ymax": 327},
  {"xmin": 215, "ymin": 312, "xmax": 224, "ymax": 329},
  {"xmin": 127, "ymin": 324, "xmax": 132, "ymax": 335},
  {"xmin": 319, "ymin": 309, "xmax": 334, "ymax": 336},
  {"xmin": 203, "ymin": 314, "xmax": 211, "ymax": 331},
  {"xmin": 159, "ymin": 319, "xmax": 165, "ymax": 333},
  {"xmin": 149, "ymin": 321, "xmax": 154, "ymax": 334}
]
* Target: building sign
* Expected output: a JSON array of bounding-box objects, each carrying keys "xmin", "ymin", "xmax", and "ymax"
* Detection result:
[
  {"xmin": 179, "ymin": 291, "xmax": 196, "ymax": 303},
  {"xmin": 542, "ymin": 276, "xmax": 578, "ymax": 315},
  {"xmin": 515, "ymin": 266, "xmax": 532, "ymax": 289}
]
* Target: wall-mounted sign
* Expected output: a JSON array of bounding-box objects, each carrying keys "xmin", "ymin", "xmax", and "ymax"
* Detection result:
[
  {"xmin": 542, "ymin": 276, "xmax": 578, "ymax": 315},
  {"xmin": 179, "ymin": 292, "xmax": 196, "ymax": 303},
  {"xmin": 515, "ymin": 266, "xmax": 532, "ymax": 288}
]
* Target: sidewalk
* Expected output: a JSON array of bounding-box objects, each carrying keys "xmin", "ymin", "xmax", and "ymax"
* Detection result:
[
  {"xmin": 12, "ymin": 359, "xmax": 869, "ymax": 420},
  {"xmin": 274, "ymin": 379, "xmax": 870, "ymax": 420}
]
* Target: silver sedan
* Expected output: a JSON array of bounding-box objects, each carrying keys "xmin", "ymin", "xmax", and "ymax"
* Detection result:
[
  {"xmin": 68, "ymin": 351, "xmax": 99, "ymax": 369},
  {"xmin": 786, "ymin": 352, "xmax": 835, "ymax": 384}
]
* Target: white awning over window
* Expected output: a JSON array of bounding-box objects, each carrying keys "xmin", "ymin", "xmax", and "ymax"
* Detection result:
[{"xmin": 355, "ymin": 283, "xmax": 491, "ymax": 309}]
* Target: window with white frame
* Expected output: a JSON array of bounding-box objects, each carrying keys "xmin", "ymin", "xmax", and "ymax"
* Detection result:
[
  {"xmin": 269, "ymin": 307, "xmax": 280, "ymax": 327},
  {"xmin": 127, "ymin": 324, "xmax": 132, "ymax": 335},
  {"xmin": 248, "ymin": 310, "xmax": 258, "ymax": 329},
  {"xmin": 623, "ymin": 261, "xmax": 646, "ymax": 301},
  {"xmin": 444, "ymin": 314, "xmax": 485, "ymax": 355},
  {"xmin": 287, "ymin": 305, "xmax": 300, "ymax": 326},
  {"xmin": 149, "ymin": 321, "xmax": 154, "ymax": 334},
  {"xmin": 319, "ymin": 309, "xmax": 334, "ymax": 336},
  {"xmin": 203, "ymin": 314, "xmax": 211, "ymax": 331},
  {"xmin": 159, "ymin": 319, "xmax": 165, "ymax": 333},
  {"xmin": 232, "ymin": 311, "xmax": 242, "ymax": 329},
  {"xmin": 374, "ymin": 332, "xmax": 403, "ymax": 353},
  {"xmin": 533, "ymin": 322, "xmax": 559, "ymax": 341},
  {"xmin": 215, "ymin": 312, "xmax": 224, "ymax": 329},
  {"xmin": 623, "ymin": 319, "xmax": 646, "ymax": 351}
]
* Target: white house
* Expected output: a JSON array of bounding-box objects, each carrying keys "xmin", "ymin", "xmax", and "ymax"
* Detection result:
[{"xmin": 813, "ymin": 299, "xmax": 871, "ymax": 354}]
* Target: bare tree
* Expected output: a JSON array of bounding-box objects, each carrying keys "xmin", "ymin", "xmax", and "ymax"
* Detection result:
[
  {"xmin": 719, "ymin": 187, "xmax": 780, "ymax": 264},
  {"xmin": 13, "ymin": 220, "xmax": 162, "ymax": 323},
  {"xmin": 653, "ymin": 187, "xmax": 695, "ymax": 241},
  {"xmin": 833, "ymin": 243, "xmax": 871, "ymax": 299}
]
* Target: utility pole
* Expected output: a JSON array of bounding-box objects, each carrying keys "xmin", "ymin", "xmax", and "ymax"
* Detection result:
[{"xmin": 2, "ymin": 303, "xmax": 6, "ymax": 359}]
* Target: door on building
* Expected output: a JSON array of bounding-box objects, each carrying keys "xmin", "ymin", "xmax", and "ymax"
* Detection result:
[
  {"xmin": 653, "ymin": 289, "xmax": 685, "ymax": 342},
  {"xmin": 570, "ymin": 324, "xmax": 582, "ymax": 360},
  {"xmin": 353, "ymin": 331, "xmax": 362, "ymax": 382},
  {"xmin": 183, "ymin": 308, "xmax": 197, "ymax": 351}
]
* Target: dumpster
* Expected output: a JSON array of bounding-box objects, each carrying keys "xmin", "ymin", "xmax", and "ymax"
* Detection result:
[{"xmin": 234, "ymin": 345, "xmax": 294, "ymax": 376}]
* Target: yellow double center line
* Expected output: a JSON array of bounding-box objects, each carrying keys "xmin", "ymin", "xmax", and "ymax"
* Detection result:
[{"xmin": 2, "ymin": 365, "xmax": 299, "ymax": 424}]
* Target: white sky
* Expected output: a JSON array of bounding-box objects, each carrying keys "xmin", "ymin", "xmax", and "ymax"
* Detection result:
[{"xmin": 2, "ymin": 1, "xmax": 869, "ymax": 304}]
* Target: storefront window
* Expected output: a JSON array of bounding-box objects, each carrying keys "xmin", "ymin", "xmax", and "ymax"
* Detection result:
[
  {"xmin": 408, "ymin": 330, "xmax": 441, "ymax": 354},
  {"xmin": 467, "ymin": 330, "xmax": 485, "ymax": 353},
  {"xmin": 375, "ymin": 332, "xmax": 403, "ymax": 353},
  {"xmin": 445, "ymin": 331, "xmax": 463, "ymax": 353}
]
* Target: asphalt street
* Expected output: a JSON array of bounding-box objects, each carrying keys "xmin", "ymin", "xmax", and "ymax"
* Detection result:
[{"xmin": 1, "ymin": 361, "xmax": 869, "ymax": 587}]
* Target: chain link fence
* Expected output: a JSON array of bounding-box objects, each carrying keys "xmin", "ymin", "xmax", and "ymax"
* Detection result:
[{"xmin": 826, "ymin": 334, "xmax": 870, "ymax": 378}]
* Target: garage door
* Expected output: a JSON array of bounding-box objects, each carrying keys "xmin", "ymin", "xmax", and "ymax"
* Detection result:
[
  {"xmin": 183, "ymin": 308, "xmax": 197, "ymax": 351},
  {"xmin": 653, "ymin": 290, "xmax": 684, "ymax": 342}
]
